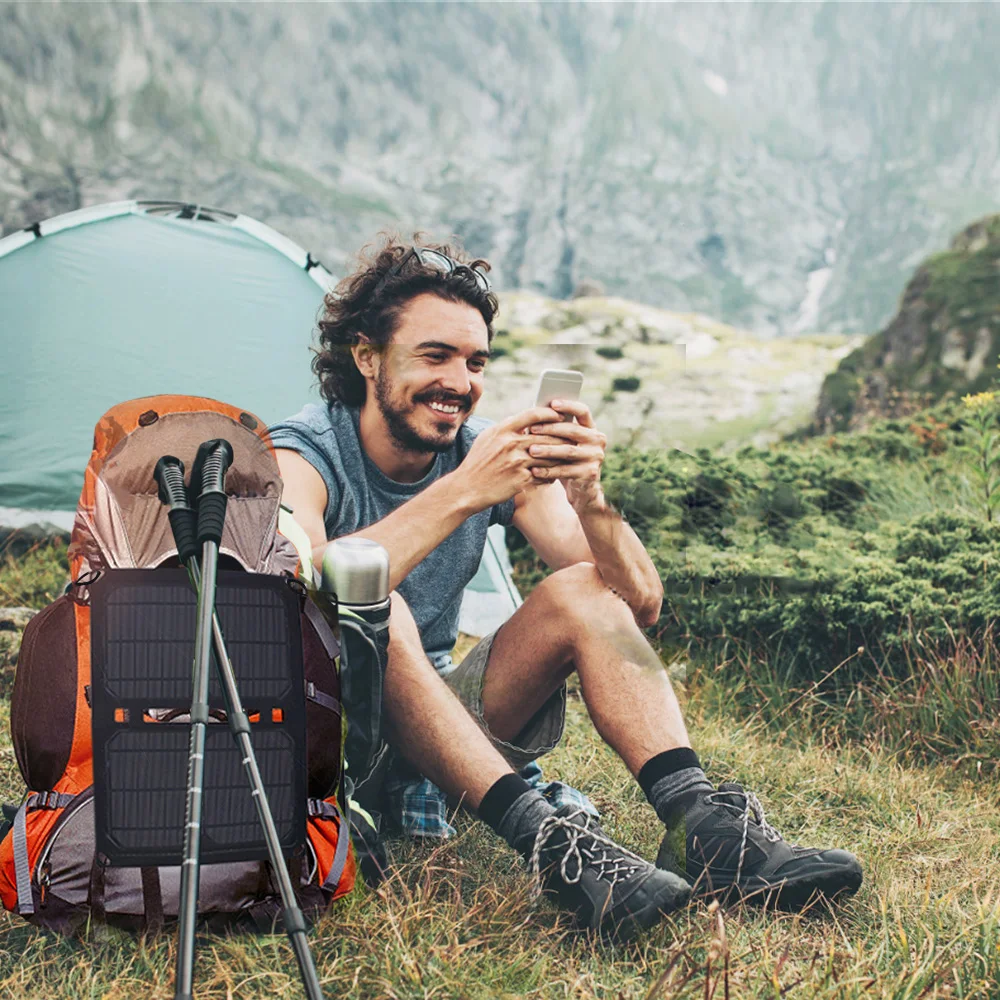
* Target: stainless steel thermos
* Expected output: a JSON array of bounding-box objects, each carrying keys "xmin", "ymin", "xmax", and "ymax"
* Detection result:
[
  {"xmin": 319, "ymin": 537, "xmax": 391, "ymax": 788},
  {"xmin": 321, "ymin": 537, "xmax": 391, "ymax": 613}
]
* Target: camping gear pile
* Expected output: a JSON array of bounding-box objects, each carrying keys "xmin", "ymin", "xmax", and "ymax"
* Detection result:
[{"xmin": 0, "ymin": 200, "xmax": 523, "ymax": 994}]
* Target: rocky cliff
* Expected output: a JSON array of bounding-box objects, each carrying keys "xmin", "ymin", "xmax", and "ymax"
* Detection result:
[
  {"xmin": 3, "ymin": 2, "xmax": 1000, "ymax": 336},
  {"xmin": 815, "ymin": 215, "xmax": 1000, "ymax": 431}
]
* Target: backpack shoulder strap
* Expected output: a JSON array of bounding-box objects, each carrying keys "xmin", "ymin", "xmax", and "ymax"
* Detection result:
[{"xmin": 278, "ymin": 505, "xmax": 316, "ymax": 588}]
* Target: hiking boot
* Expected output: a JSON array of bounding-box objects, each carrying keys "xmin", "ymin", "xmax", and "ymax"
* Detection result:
[
  {"xmin": 528, "ymin": 804, "xmax": 692, "ymax": 940},
  {"xmin": 655, "ymin": 782, "xmax": 862, "ymax": 910}
]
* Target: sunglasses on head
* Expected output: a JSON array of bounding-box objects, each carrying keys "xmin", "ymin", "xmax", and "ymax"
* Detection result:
[{"xmin": 369, "ymin": 246, "xmax": 492, "ymax": 302}]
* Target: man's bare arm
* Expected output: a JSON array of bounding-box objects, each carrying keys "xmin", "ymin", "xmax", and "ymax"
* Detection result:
[
  {"xmin": 276, "ymin": 448, "xmax": 478, "ymax": 592},
  {"xmin": 518, "ymin": 397, "xmax": 663, "ymax": 626},
  {"xmin": 512, "ymin": 481, "xmax": 663, "ymax": 627},
  {"xmin": 574, "ymin": 491, "xmax": 664, "ymax": 627}
]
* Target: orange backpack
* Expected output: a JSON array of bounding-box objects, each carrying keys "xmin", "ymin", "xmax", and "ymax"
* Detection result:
[{"xmin": 0, "ymin": 396, "xmax": 360, "ymax": 932}]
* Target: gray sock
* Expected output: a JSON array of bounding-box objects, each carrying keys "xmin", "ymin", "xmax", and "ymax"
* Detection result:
[
  {"xmin": 649, "ymin": 767, "xmax": 714, "ymax": 827},
  {"xmin": 496, "ymin": 789, "xmax": 558, "ymax": 861}
]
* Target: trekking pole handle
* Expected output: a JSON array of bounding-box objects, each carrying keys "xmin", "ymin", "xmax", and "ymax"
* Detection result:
[
  {"xmin": 191, "ymin": 439, "xmax": 234, "ymax": 545},
  {"xmin": 154, "ymin": 456, "xmax": 198, "ymax": 564}
]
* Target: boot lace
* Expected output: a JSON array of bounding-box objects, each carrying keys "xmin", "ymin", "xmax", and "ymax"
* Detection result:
[
  {"xmin": 527, "ymin": 808, "xmax": 646, "ymax": 902},
  {"xmin": 706, "ymin": 788, "xmax": 784, "ymax": 886}
]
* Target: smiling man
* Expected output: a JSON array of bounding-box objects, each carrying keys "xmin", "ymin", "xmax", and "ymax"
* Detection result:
[{"xmin": 269, "ymin": 235, "xmax": 862, "ymax": 938}]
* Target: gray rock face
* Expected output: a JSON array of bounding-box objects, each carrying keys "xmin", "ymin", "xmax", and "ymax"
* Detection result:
[
  {"xmin": 0, "ymin": 607, "xmax": 36, "ymax": 632},
  {"xmin": 2, "ymin": 3, "xmax": 1000, "ymax": 335}
]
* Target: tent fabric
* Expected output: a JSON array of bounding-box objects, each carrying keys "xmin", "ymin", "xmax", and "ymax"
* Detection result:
[
  {"xmin": 0, "ymin": 203, "xmax": 329, "ymax": 510},
  {"xmin": 0, "ymin": 201, "xmax": 520, "ymax": 633},
  {"xmin": 457, "ymin": 523, "xmax": 522, "ymax": 637}
]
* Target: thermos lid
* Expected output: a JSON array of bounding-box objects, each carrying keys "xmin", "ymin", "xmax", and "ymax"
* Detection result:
[{"xmin": 321, "ymin": 537, "xmax": 390, "ymax": 605}]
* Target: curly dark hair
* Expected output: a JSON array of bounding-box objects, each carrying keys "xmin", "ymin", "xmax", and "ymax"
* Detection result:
[{"xmin": 313, "ymin": 232, "xmax": 499, "ymax": 406}]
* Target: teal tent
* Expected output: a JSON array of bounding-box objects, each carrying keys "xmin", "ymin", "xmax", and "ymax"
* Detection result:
[
  {"xmin": 0, "ymin": 200, "xmax": 519, "ymax": 630},
  {"xmin": 0, "ymin": 200, "xmax": 332, "ymax": 509},
  {"xmin": 458, "ymin": 524, "xmax": 522, "ymax": 637}
]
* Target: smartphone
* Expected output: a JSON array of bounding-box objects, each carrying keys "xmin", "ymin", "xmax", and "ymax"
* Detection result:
[{"xmin": 535, "ymin": 369, "xmax": 584, "ymax": 408}]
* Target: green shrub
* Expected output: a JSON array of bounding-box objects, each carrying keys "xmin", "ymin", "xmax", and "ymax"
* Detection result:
[
  {"xmin": 818, "ymin": 368, "xmax": 861, "ymax": 430},
  {"xmin": 611, "ymin": 376, "xmax": 641, "ymax": 392},
  {"xmin": 595, "ymin": 345, "xmax": 624, "ymax": 360},
  {"xmin": 575, "ymin": 408, "xmax": 996, "ymax": 684},
  {"xmin": 517, "ymin": 397, "xmax": 999, "ymax": 691}
]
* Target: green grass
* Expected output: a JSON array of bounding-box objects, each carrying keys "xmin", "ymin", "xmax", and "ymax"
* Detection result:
[
  {"xmin": 0, "ymin": 540, "xmax": 69, "ymax": 609},
  {"xmin": 666, "ymin": 397, "xmax": 782, "ymax": 453},
  {"xmin": 1, "ymin": 546, "xmax": 999, "ymax": 997}
]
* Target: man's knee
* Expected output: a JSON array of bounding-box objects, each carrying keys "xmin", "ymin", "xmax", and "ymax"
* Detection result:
[{"xmin": 536, "ymin": 561, "xmax": 632, "ymax": 622}]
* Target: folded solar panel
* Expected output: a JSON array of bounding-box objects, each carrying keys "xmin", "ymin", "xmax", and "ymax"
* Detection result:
[{"xmin": 89, "ymin": 569, "xmax": 307, "ymax": 867}]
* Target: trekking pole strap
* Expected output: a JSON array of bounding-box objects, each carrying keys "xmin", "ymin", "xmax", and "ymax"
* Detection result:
[{"xmin": 154, "ymin": 456, "xmax": 197, "ymax": 563}]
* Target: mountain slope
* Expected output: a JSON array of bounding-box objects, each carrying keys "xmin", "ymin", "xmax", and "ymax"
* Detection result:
[
  {"xmin": 2, "ymin": 2, "xmax": 1000, "ymax": 335},
  {"xmin": 815, "ymin": 214, "xmax": 1000, "ymax": 431}
]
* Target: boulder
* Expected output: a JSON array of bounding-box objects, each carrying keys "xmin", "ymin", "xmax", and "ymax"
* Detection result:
[{"xmin": 0, "ymin": 521, "xmax": 71, "ymax": 559}]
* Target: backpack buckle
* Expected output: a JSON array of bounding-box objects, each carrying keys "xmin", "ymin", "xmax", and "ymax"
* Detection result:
[{"xmin": 306, "ymin": 798, "xmax": 338, "ymax": 820}]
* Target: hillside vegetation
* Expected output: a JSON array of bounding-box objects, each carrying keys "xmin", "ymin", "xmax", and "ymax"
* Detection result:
[
  {"xmin": 478, "ymin": 291, "xmax": 861, "ymax": 455},
  {"xmin": 817, "ymin": 215, "xmax": 1000, "ymax": 432},
  {"xmin": 509, "ymin": 393, "xmax": 1000, "ymax": 771}
]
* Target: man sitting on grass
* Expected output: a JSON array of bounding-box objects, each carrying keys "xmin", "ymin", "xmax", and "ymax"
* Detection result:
[{"xmin": 270, "ymin": 235, "xmax": 863, "ymax": 939}]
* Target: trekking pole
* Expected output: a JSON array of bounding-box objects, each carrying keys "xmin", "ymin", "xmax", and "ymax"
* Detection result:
[
  {"xmin": 155, "ymin": 451, "xmax": 325, "ymax": 1000},
  {"xmin": 172, "ymin": 440, "xmax": 231, "ymax": 1000}
]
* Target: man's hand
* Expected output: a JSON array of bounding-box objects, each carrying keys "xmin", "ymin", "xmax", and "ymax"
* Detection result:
[
  {"xmin": 526, "ymin": 400, "xmax": 607, "ymax": 511},
  {"xmin": 450, "ymin": 406, "xmax": 565, "ymax": 510},
  {"xmin": 515, "ymin": 399, "xmax": 663, "ymax": 626}
]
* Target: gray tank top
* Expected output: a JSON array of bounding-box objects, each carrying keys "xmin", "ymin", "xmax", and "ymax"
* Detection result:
[{"xmin": 269, "ymin": 401, "xmax": 515, "ymax": 664}]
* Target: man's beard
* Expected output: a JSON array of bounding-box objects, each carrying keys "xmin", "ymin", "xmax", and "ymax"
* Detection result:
[{"xmin": 374, "ymin": 366, "xmax": 469, "ymax": 454}]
